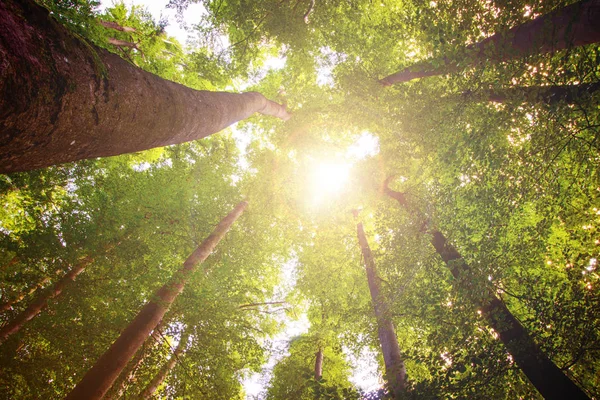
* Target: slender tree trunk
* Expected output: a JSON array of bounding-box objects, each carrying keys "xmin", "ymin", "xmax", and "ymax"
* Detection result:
[
  {"xmin": 107, "ymin": 37, "xmax": 138, "ymax": 48},
  {"xmin": 314, "ymin": 346, "xmax": 323, "ymax": 381},
  {"xmin": 66, "ymin": 201, "xmax": 247, "ymax": 400},
  {"xmin": 356, "ymin": 222, "xmax": 406, "ymax": 397},
  {"xmin": 139, "ymin": 330, "xmax": 189, "ymax": 399},
  {"xmin": 99, "ymin": 20, "xmax": 137, "ymax": 33},
  {"xmin": 0, "ymin": 256, "xmax": 93, "ymax": 344},
  {"xmin": 0, "ymin": 276, "xmax": 50, "ymax": 312},
  {"xmin": 383, "ymin": 183, "xmax": 590, "ymax": 400},
  {"xmin": 0, "ymin": 0, "xmax": 290, "ymax": 174},
  {"xmin": 380, "ymin": 0, "xmax": 600, "ymax": 85},
  {"xmin": 103, "ymin": 319, "xmax": 166, "ymax": 400},
  {"xmin": 0, "ymin": 256, "xmax": 19, "ymax": 271}
]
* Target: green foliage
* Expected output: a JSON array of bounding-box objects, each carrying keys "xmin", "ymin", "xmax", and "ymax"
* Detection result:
[{"xmin": 2, "ymin": 0, "xmax": 600, "ymax": 398}]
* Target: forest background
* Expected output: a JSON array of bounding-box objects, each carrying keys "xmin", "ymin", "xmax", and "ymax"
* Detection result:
[{"xmin": 0, "ymin": 0, "xmax": 599, "ymax": 399}]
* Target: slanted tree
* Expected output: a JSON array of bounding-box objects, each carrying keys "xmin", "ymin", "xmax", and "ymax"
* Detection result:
[
  {"xmin": 0, "ymin": 0, "xmax": 289, "ymax": 174},
  {"xmin": 355, "ymin": 216, "xmax": 407, "ymax": 398},
  {"xmin": 104, "ymin": 317, "xmax": 168, "ymax": 400},
  {"xmin": 380, "ymin": 0, "xmax": 600, "ymax": 85},
  {"xmin": 383, "ymin": 180, "xmax": 590, "ymax": 400},
  {"xmin": 66, "ymin": 201, "xmax": 247, "ymax": 400},
  {"xmin": 0, "ymin": 257, "xmax": 93, "ymax": 344},
  {"xmin": 139, "ymin": 329, "xmax": 189, "ymax": 399}
]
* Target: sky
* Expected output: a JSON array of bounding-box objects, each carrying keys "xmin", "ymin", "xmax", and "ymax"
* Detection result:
[{"xmin": 98, "ymin": 0, "xmax": 382, "ymax": 397}]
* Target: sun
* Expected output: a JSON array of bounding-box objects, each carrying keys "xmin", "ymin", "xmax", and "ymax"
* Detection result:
[{"xmin": 309, "ymin": 161, "xmax": 351, "ymax": 205}]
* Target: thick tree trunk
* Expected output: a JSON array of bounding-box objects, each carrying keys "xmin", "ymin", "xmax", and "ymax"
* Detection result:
[
  {"xmin": 65, "ymin": 201, "xmax": 247, "ymax": 400},
  {"xmin": 0, "ymin": 276, "xmax": 50, "ymax": 312},
  {"xmin": 0, "ymin": 0, "xmax": 290, "ymax": 174},
  {"xmin": 0, "ymin": 256, "xmax": 93, "ymax": 344},
  {"xmin": 139, "ymin": 331, "xmax": 189, "ymax": 399},
  {"xmin": 357, "ymin": 222, "xmax": 406, "ymax": 397},
  {"xmin": 314, "ymin": 346, "xmax": 323, "ymax": 380},
  {"xmin": 384, "ymin": 184, "xmax": 590, "ymax": 400},
  {"xmin": 380, "ymin": 0, "xmax": 600, "ymax": 85}
]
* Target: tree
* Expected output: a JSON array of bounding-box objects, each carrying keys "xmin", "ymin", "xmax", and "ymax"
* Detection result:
[
  {"xmin": 383, "ymin": 180, "xmax": 590, "ymax": 400},
  {"xmin": 356, "ymin": 217, "xmax": 407, "ymax": 398},
  {"xmin": 65, "ymin": 201, "xmax": 247, "ymax": 400},
  {"xmin": 139, "ymin": 329, "xmax": 189, "ymax": 399},
  {"xmin": 0, "ymin": 0, "xmax": 289, "ymax": 174},
  {"xmin": 266, "ymin": 334, "xmax": 359, "ymax": 400},
  {"xmin": 380, "ymin": 0, "xmax": 600, "ymax": 85},
  {"xmin": 0, "ymin": 255, "xmax": 93, "ymax": 344}
]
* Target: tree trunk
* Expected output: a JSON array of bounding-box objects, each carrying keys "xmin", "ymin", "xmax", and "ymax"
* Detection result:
[
  {"xmin": 103, "ymin": 319, "xmax": 166, "ymax": 400},
  {"xmin": 65, "ymin": 201, "xmax": 247, "ymax": 400},
  {"xmin": 0, "ymin": 256, "xmax": 19, "ymax": 271},
  {"xmin": 314, "ymin": 346, "xmax": 323, "ymax": 381},
  {"xmin": 0, "ymin": 276, "xmax": 50, "ymax": 312},
  {"xmin": 380, "ymin": 0, "xmax": 600, "ymax": 85},
  {"xmin": 356, "ymin": 222, "xmax": 406, "ymax": 397},
  {"xmin": 99, "ymin": 20, "xmax": 137, "ymax": 33},
  {"xmin": 139, "ymin": 330, "xmax": 189, "ymax": 399},
  {"xmin": 0, "ymin": 256, "xmax": 93, "ymax": 344},
  {"xmin": 0, "ymin": 0, "xmax": 290, "ymax": 174},
  {"xmin": 384, "ymin": 184, "xmax": 590, "ymax": 400}
]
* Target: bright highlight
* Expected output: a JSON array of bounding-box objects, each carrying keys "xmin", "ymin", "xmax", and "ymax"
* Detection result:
[{"xmin": 309, "ymin": 162, "xmax": 351, "ymax": 205}]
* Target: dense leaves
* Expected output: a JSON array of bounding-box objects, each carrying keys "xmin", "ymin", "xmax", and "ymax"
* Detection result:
[{"xmin": 1, "ymin": 0, "xmax": 599, "ymax": 398}]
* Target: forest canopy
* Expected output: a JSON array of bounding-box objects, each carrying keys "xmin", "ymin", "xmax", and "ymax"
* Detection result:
[{"xmin": 0, "ymin": 0, "xmax": 599, "ymax": 399}]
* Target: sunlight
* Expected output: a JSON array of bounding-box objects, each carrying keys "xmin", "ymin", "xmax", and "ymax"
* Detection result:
[{"xmin": 309, "ymin": 161, "xmax": 351, "ymax": 205}]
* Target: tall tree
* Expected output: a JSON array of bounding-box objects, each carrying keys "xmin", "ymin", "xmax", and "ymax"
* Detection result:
[
  {"xmin": 0, "ymin": 255, "xmax": 94, "ymax": 344},
  {"xmin": 139, "ymin": 329, "xmax": 189, "ymax": 399},
  {"xmin": 383, "ymin": 180, "xmax": 590, "ymax": 400},
  {"xmin": 380, "ymin": 0, "xmax": 600, "ymax": 85},
  {"xmin": 104, "ymin": 317, "xmax": 167, "ymax": 400},
  {"xmin": 0, "ymin": 0, "xmax": 289, "ymax": 174},
  {"xmin": 65, "ymin": 201, "xmax": 247, "ymax": 400},
  {"xmin": 356, "ymin": 218, "xmax": 407, "ymax": 398}
]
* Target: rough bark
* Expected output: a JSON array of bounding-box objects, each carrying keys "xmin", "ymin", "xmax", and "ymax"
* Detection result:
[
  {"xmin": 357, "ymin": 222, "xmax": 406, "ymax": 397},
  {"xmin": 65, "ymin": 201, "xmax": 247, "ymax": 400},
  {"xmin": 0, "ymin": 0, "xmax": 290, "ymax": 174},
  {"xmin": 380, "ymin": 0, "xmax": 600, "ymax": 85},
  {"xmin": 314, "ymin": 346, "xmax": 323, "ymax": 380},
  {"xmin": 0, "ymin": 256, "xmax": 93, "ymax": 344},
  {"xmin": 384, "ymin": 183, "xmax": 590, "ymax": 400},
  {"xmin": 139, "ymin": 331, "xmax": 189, "ymax": 399}
]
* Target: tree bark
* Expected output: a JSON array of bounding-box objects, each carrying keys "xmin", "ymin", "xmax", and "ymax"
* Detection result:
[
  {"xmin": 65, "ymin": 201, "xmax": 247, "ymax": 400},
  {"xmin": 107, "ymin": 37, "xmax": 138, "ymax": 49},
  {"xmin": 139, "ymin": 330, "xmax": 189, "ymax": 399},
  {"xmin": 0, "ymin": 256, "xmax": 93, "ymax": 344},
  {"xmin": 384, "ymin": 183, "xmax": 590, "ymax": 400},
  {"xmin": 99, "ymin": 20, "xmax": 137, "ymax": 33},
  {"xmin": 357, "ymin": 222, "xmax": 406, "ymax": 397},
  {"xmin": 314, "ymin": 346, "xmax": 323, "ymax": 380},
  {"xmin": 380, "ymin": 0, "xmax": 600, "ymax": 85},
  {"xmin": 0, "ymin": 0, "xmax": 290, "ymax": 174},
  {"xmin": 103, "ymin": 319, "xmax": 166, "ymax": 400}
]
